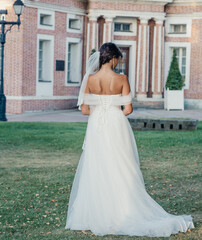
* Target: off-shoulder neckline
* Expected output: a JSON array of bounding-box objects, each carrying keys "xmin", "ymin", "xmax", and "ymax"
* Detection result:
[
  {"xmin": 87, "ymin": 91, "xmax": 132, "ymax": 96},
  {"xmin": 91, "ymin": 93, "xmax": 122, "ymax": 96}
]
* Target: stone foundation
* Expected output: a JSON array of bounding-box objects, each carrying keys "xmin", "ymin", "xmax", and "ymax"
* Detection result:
[{"xmin": 128, "ymin": 118, "xmax": 198, "ymax": 131}]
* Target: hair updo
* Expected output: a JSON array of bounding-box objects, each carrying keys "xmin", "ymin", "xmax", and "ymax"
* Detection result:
[{"xmin": 99, "ymin": 42, "xmax": 123, "ymax": 69}]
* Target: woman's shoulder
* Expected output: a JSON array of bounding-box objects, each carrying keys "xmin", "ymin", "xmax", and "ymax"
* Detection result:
[
  {"xmin": 88, "ymin": 71, "xmax": 127, "ymax": 84},
  {"xmin": 112, "ymin": 72, "xmax": 127, "ymax": 79}
]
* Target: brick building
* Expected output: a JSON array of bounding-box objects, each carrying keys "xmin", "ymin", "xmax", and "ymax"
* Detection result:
[{"xmin": 1, "ymin": 0, "xmax": 202, "ymax": 113}]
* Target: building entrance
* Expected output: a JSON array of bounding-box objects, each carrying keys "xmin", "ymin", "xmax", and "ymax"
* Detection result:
[{"xmin": 114, "ymin": 47, "xmax": 129, "ymax": 76}]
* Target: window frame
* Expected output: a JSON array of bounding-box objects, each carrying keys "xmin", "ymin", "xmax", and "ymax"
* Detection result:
[
  {"xmin": 113, "ymin": 17, "xmax": 137, "ymax": 36},
  {"xmin": 165, "ymin": 17, "xmax": 192, "ymax": 38},
  {"xmin": 65, "ymin": 37, "xmax": 82, "ymax": 87},
  {"xmin": 171, "ymin": 47, "xmax": 186, "ymax": 84},
  {"xmin": 67, "ymin": 14, "xmax": 83, "ymax": 33},
  {"xmin": 37, "ymin": 9, "xmax": 55, "ymax": 30},
  {"xmin": 36, "ymin": 34, "xmax": 54, "ymax": 97},
  {"xmin": 114, "ymin": 22, "xmax": 131, "ymax": 32},
  {"xmin": 164, "ymin": 42, "xmax": 191, "ymax": 90},
  {"xmin": 169, "ymin": 24, "xmax": 187, "ymax": 34}
]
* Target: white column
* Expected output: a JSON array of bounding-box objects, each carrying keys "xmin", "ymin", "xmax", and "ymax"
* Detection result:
[
  {"xmin": 103, "ymin": 16, "xmax": 115, "ymax": 43},
  {"xmin": 152, "ymin": 18, "xmax": 165, "ymax": 99},
  {"xmin": 86, "ymin": 16, "xmax": 98, "ymax": 61},
  {"xmin": 136, "ymin": 17, "xmax": 150, "ymax": 100},
  {"xmin": 86, "ymin": 22, "xmax": 90, "ymax": 64}
]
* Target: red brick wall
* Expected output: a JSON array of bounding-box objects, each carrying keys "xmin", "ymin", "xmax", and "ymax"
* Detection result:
[
  {"xmin": 88, "ymin": 1, "xmax": 164, "ymax": 12},
  {"xmin": 3, "ymin": 0, "xmax": 202, "ymax": 114},
  {"xmin": 166, "ymin": 4, "xmax": 202, "ymax": 14},
  {"xmin": 39, "ymin": 0, "xmax": 86, "ymax": 9},
  {"xmin": 165, "ymin": 3, "xmax": 202, "ymax": 101},
  {"xmin": 21, "ymin": 7, "xmax": 83, "ymax": 98},
  {"xmin": 4, "ymin": 6, "xmax": 23, "ymax": 97},
  {"xmin": 187, "ymin": 19, "xmax": 202, "ymax": 100},
  {"xmin": 22, "ymin": 6, "xmax": 37, "ymax": 96},
  {"xmin": 4, "ymin": 2, "xmax": 85, "ymax": 113}
]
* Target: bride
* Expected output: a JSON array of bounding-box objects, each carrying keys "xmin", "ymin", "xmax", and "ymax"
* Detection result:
[{"xmin": 65, "ymin": 42, "xmax": 195, "ymax": 237}]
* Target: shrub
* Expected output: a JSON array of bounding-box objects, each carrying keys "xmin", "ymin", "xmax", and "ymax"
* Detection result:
[
  {"xmin": 90, "ymin": 48, "xmax": 96, "ymax": 55},
  {"xmin": 165, "ymin": 49, "xmax": 184, "ymax": 90}
]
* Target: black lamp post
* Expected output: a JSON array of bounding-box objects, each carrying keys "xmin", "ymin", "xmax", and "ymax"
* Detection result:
[{"xmin": 0, "ymin": 0, "xmax": 24, "ymax": 121}]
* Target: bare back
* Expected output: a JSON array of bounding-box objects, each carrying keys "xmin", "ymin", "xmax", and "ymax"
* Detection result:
[
  {"xmin": 82, "ymin": 68, "xmax": 133, "ymax": 115},
  {"xmin": 86, "ymin": 69, "xmax": 130, "ymax": 96}
]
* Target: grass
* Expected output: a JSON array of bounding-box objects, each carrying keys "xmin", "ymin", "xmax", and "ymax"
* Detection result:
[{"xmin": 0, "ymin": 121, "xmax": 201, "ymax": 240}]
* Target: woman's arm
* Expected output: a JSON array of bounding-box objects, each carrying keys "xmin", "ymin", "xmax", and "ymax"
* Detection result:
[
  {"xmin": 122, "ymin": 75, "xmax": 133, "ymax": 116},
  {"xmin": 81, "ymin": 77, "xmax": 91, "ymax": 115},
  {"xmin": 81, "ymin": 104, "xmax": 90, "ymax": 115}
]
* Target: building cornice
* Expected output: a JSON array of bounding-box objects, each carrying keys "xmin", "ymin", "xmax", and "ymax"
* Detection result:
[
  {"xmin": 166, "ymin": 12, "xmax": 202, "ymax": 18},
  {"xmin": 88, "ymin": 9, "xmax": 166, "ymax": 20},
  {"xmin": 88, "ymin": 0, "xmax": 173, "ymax": 4},
  {"xmin": 24, "ymin": 0, "xmax": 86, "ymax": 15},
  {"xmin": 168, "ymin": 0, "xmax": 202, "ymax": 6}
]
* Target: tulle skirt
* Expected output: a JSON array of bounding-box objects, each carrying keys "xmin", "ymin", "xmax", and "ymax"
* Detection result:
[{"xmin": 65, "ymin": 106, "xmax": 195, "ymax": 237}]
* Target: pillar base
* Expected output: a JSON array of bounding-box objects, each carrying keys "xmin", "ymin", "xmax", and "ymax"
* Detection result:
[
  {"xmin": 136, "ymin": 93, "xmax": 147, "ymax": 101},
  {"xmin": 152, "ymin": 94, "xmax": 163, "ymax": 99}
]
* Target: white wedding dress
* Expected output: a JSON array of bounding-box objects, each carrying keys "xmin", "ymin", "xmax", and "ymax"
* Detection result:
[{"xmin": 65, "ymin": 92, "xmax": 195, "ymax": 237}]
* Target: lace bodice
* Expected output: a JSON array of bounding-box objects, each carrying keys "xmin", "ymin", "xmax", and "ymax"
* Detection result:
[{"xmin": 82, "ymin": 91, "xmax": 133, "ymax": 135}]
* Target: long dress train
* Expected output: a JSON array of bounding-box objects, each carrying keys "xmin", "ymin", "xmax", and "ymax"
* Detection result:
[{"xmin": 65, "ymin": 92, "xmax": 195, "ymax": 237}]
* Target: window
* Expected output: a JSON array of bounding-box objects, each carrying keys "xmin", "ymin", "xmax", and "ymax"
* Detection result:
[
  {"xmin": 170, "ymin": 24, "xmax": 187, "ymax": 34},
  {"xmin": 69, "ymin": 19, "xmax": 81, "ymax": 30},
  {"xmin": 171, "ymin": 47, "xmax": 186, "ymax": 84},
  {"xmin": 114, "ymin": 50, "xmax": 128, "ymax": 75},
  {"xmin": 38, "ymin": 39, "xmax": 52, "ymax": 82},
  {"xmin": 66, "ymin": 38, "xmax": 82, "ymax": 85},
  {"xmin": 67, "ymin": 14, "xmax": 82, "ymax": 33},
  {"xmin": 165, "ymin": 42, "xmax": 190, "ymax": 89},
  {"xmin": 38, "ymin": 9, "xmax": 55, "ymax": 30},
  {"xmin": 165, "ymin": 18, "xmax": 191, "ymax": 38},
  {"xmin": 40, "ymin": 14, "xmax": 53, "ymax": 26},
  {"xmin": 114, "ymin": 23, "xmax": 131, "ymax": 32},
  {"xmin": 36, "ymin": 34, "xmax": 54, "ymax": 97}
]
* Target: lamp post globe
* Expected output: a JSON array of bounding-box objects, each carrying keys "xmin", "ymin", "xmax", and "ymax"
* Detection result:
[{"xmin": 13, "ymin": 0, "xmax": 24, "ymax": 16}]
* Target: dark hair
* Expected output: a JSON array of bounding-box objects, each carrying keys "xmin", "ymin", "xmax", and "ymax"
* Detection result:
[{"xmin": 99, "ymin": 42, "xmax": 123, "ymax": 69}]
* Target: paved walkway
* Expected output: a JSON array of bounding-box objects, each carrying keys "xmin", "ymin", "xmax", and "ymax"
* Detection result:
[{"xmin": 6, "ymin": 108, "xmax": 202, "ymax": 122}]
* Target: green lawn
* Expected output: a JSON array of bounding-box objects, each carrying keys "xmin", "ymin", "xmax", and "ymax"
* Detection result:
[{"xmin": 0, "ymin": 121, "xmax": 201, "ymax": 240}]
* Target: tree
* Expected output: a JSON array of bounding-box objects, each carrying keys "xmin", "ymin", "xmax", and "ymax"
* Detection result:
[
  {"xmin": 90, "ymin": 48, "xmax": 96, "ymax": 55},
  {"xmin": 165, "ymin": 49, "xmax": 184, "ymax": 90}
]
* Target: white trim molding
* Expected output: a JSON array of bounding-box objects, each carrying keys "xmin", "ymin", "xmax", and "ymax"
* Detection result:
[
  {"xmin": 158, "ymin": 24, "xmax": 162, "ymax": 93},
  {"xmin": 136, "ymin": 24, "xmax": 141, "ymax": 93},
  {"xmin": 103, "ymin": 23, "xmax": 106, "ymax": 43},
  {"xmin": 88, "ymin": 9, "xmax": 166, "ymax": 21},
  {"xmin": 36, "ymin": 34, "xmax": 54, "ymax": 97},
  {"xmin": 165, "ymin": 16, "xmax": 192, "ymax": 38},
  {"xmin": 37, "ymin": 9, "xmax": 55, "ymax": 31},
  {"xmin": 142, "ymin": 24, "xmax": 147, "ymax": 92},
  {"xmin": 164, "ymin": 42, "xmax": 191, "ymax": 90},
  {"xmin": 24, "ymin": 0, "xmax": 86, "ymax": 15},
  {"xmin": 86, "ymin": 23, "xmax": 90, "ymax": 63},
  {"xmin": 152, "ymin": 26, "xmax": 157, "ymax": 92},
  {"xmin": 67, "ymin": 13, "xmax": 83, "ymax": 34},
  {"xmin": 92, "ymin": 22, "xmax": 96, "ymax": 49},
  {"xmin": 113, "ymin": 17, "xmax": 137, "ymax": 36},
  {"xmin": 114, "ymin": 40, "xmax": 136, "ymax": 98}
]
